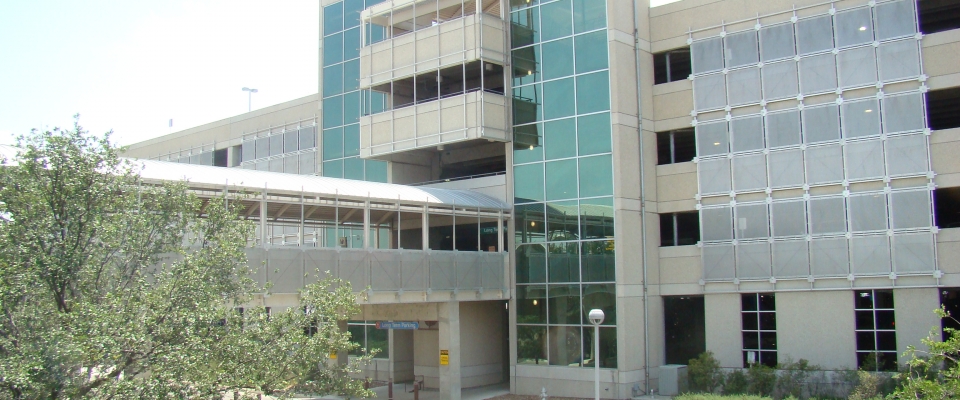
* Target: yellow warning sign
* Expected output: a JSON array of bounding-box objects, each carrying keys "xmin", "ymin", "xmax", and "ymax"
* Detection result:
[
  {"xmin": 440, "ymin": 349, "xmax": 449, "ymax": 365},
  {"xmin": 329, "ymin": 351, "xmax": 338, "ymax": 359}
]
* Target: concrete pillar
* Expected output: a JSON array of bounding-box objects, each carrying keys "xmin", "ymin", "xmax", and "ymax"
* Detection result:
[
  {"xmin": 439, "ymin": 301, "xmax": 462, "ymax": 400},
  {"xmin": 336, "ymin": 320, "xmax": 350, "ymax": 369}
]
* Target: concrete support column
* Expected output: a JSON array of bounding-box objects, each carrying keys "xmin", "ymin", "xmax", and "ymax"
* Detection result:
[
  {"xmin": 439, "ymin": 301, "xmax": 462, "ymax": 400},
  {"xmin": 391, "ymin": 329, "xmax": 415, "ymax": 382},
  {"xmin": 336, "ymin": 320, "xmax": 350, "ymax": 368}
]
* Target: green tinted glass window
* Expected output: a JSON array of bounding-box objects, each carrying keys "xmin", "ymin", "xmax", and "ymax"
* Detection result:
[
  {"xmin": 513, "ymin": 124, "xmax": 543, "ymax": 164},
  {"xmin": 580, "ymin": 197, "xmax": 614, "ymax": 239},
  {"xmin": 513, "ymin": 45, "xmax": 540, "ymax": 86},
  {"xmin": 347, "ymin": 324, "xmax": 364, "ymax": 355},
  {"xmin": 576, "ymin": 71, "xmax": 610, "ymax": 114},
  {"xmin": 582, "ymin": 283, "xmax": 616, "ymax": 324},
  {"xmin": 516, "ymin": 243, "xmax": 547, "ymax": 283},
  {"xmin": 323, "ymin": 159, "xmax": 343, "ymax": 178},
  {"xmin": 514, "ymin": 163, "xmax": 545, "ymax": 203},
  {"xmin": 581, "ymin": 240, "xmax": 615, "ymax": 280},
  {"xmin": 547, "ymin": 284, "xmax": 581, "ymax": 324},
  {"xmin": 511, "ymin": 8, "xmax": 540, "ymax": 48},
  {"xmin": 343, "ymin": 0, "xmax": 364, "ymax": 29},
  {"xmin": 323, "ymin": 2, "xmax": 343, "ymax": 35},
  {"xmin": 322, "ymin": 128, "xmax": 344, "ymax": 160},
  {"xmin": 577, "ymin": 113, "xmax": 611, "ymax": 155},
  {"xmin": 343, "ymin": 91, "xmax": 361, "ymax": 125},
  {"xmin": 540, "ymin": 0, "xmax": 572, "ymax": 41},
  {"xmin": 343, "ymin": 157, "xmax": 364, "ymax": 180},
  {"xmin": 572, "ymin": 0, "xmax": 606, "ymax": 33},
  {"xmin": 545, "ymin": 158, "xmax": 578, "ymax": 200},
  {"xmin": 367, "ymin": 324, "xmax": 388, "ymax": 357},
  {"xmin": 323, "ymin": 96, "xmax": 343, "ymax": 128},
  {"xmin": 323, "ymin": 64, "xmax": 344, "ymax": 97},
  {"xmin": 343, "ymin": 28, "xmax": 361, "ymax": 60},
  {"xmin": 513, "ymin": 84, "xmax": 542, "ymax": 125},
  {"xmin": 517, "ymin": 285, "xmax": 547, "ymax": 323},
  {"xmin": 516, "ymin": 325, "xmax": 548, "ymax": 364},
  {"xmin": 323, "ymin": 32, "xmax": 343, "ymax": 66},
  {"xmin": 546, "ymin": 200, "xmax": 579, "ymax": 242},
  {"xmin": 578, "ymin": 154, "xmax": 612, "ymax": 197},
  {"xmin": 365, "ymin": 160, "xmax": 388, "ymax": 182},
  {"xmin": 516, "ymin": 203, "xmax": 546, "ymax": 243},
  {"xmin": 574, "ymin": 31, "xmax": 608, "ymax": 73},
  {"xmin": 544, "ymin": 118, "xmax": 576, "ymax": 160},
  {"xmin": 542, "ymin": 78, "xmax": 575, "ymax": 120},
  {"xmin": 541, "ymin": 38, "xmax": 574, "ymax": 80},
  {"xmin": 510, "ymin": 0, "xmax": 541, "ymax": 11},
  {"xmin": 343, "ymin": 124, "xmax": 360, "ymax": 157},
  {"xmin": 343, "ymin": 59, "xmax": 360, "ymax": 92},
  {"xmin": 548, "ymin": 242, "xmax": 580, "ymax": 282}
]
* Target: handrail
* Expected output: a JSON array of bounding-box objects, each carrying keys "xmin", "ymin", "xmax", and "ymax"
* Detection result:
[{"xmin": 409, "ymin": 171, "xmax": 505, "ymax": 186}]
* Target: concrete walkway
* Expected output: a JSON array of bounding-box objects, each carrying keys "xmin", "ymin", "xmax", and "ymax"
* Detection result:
[{"xmin": 313, "ymin": 382, "xmax": 510, "ymax": 400}]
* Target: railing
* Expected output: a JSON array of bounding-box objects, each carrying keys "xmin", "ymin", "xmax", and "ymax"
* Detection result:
[
  {"xmin": 245, "ymin": 247, "xmax": 507, "ymax": 297},
  {"xmin": 409, "ymin": 171, "xmax": 505, "ymax": 186}
]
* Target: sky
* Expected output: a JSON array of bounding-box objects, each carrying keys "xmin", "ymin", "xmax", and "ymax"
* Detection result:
[{"xmin": 0, "ymin": 1, "xmax": 319, "ymax": 146}]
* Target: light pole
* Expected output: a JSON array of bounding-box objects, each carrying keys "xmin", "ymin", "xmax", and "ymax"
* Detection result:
[
  {"xmin": 588, "ymin": 309, "xmax": 605, "ymax": 400},
  {"xmin": 242, "ymin": 87, "xmax": 258, "ymax": 112}
]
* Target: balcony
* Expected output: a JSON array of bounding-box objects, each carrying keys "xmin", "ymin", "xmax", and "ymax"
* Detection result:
[{"xmin": 359, "ymin": 0, "xmax": 506, "ymax": 88}]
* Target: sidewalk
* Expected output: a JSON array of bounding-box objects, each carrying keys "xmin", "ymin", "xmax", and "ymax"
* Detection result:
[{"xmin": 312, "ymin": 382, "xmax": 510, "ymax": 400}]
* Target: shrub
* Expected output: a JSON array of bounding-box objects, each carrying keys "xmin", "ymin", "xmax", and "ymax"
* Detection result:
[
  {"xmin": 849, "ymin": 370, "xmax": 880, "ymax": 400},
  {"xmin": 724, "ymin": 369, "xmax": 749, "ymax": 395},
  {"xmin": 688, "ymin": 352, "xmax": 725, "ymax": 393},
  {"xmin": 747, "ymin": 364, "xmax": 776, "ymax": 397},
  {"xmin": 776, "ymin": 358, "xmax": 817, "ymax": 399},
  {"xmin": 675, "ymin": 395, "xmax": 771, "ymax": 400}
]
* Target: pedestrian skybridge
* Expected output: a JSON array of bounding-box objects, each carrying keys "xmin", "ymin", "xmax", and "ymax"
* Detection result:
[{"xmin": 135, "ymin": 160, "xmax": 511, "ymax": 303}]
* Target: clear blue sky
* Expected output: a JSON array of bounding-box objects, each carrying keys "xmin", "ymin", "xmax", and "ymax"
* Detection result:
[{"xmin": 0, "ymin": 1, "xmax": 319, "ymax": 146}]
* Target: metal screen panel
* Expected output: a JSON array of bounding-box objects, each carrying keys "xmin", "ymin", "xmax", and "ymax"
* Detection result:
[
  {"xmin": 692, "ymin": 37, "xmax": 725, "ymax": 74},
  {"xmin": 803, "ymin": 104, "xmax": 841, "ymax": 143},
  {"xmin": 805, "ymin": 144, "xmax": 844, "ymax": 184},
  {"xmin": 893, "ymin": 232, "xmax": 935, "ymax": 273},
  {"xmin": 370, "ymin": 250, "xmax": 401, "ymax": 291},
  {"xmin": 303, "ymin": 248, "xmax": 339, "ymax": 285},
  {"xmin": 696, "ymin": 121, "xmax": 729, "ymax": 157},
  {"xmin": 269, "ymin": 158, "xmax": 283, "ymax": 172},
  {"xmin": 761, "ymin": 60, "xmax": 799, "ymax": 100},
  {"xmin": 284, "ymin": 155, "xmax": 299, "ymax": 174},
  {"xmin": 799, "ymin": 53, "xmax": 838, "ymax": 95},
  {"xmin": 733, "ymin": 154, "xmax": 768, "ymax": 191},
  {"xmin": 401, "ymin": 251, "xmax": 428, "ymax": 290},
  {"xmin": 456, "ymin": 252, "xmax": 481, "ymax": 290},
  {"xmin": 731, "ymin": 116, "xmax": 765, "ymax": 152},
  {"xmin": 300, "ymin": 152, "xmax": 316, "ymax": 174},
  {"xmin": 429, "ymin": 251, "xmax": 457, "ymax": 290},
  {"xmin": 768, "ymin": 149, "xmax": 805, "ymax": 188},
  {"xmin": 851, "ymin": 235, "xmax": 891, "ymax": 275},
  {"xmin": 810, "ymin": 237, "xmax": 850, "ymax": 276},
  {"xmin": 694, "ymin": 73, "xmax": 728, "ymax": 111},
  {"xmin": 699, "ymin": 158, "xmax": 732, "ymax": 194},
  {"xmin": 735, "ymin": 203, "xmax": 770, "ymax": 239},
  {"xmin": 837, "ymin": 46, "xmax": 878, "ymax": 88},
  {"xmin": 773, "ymin": 240, "xmax": 810, "ymax": 278},
  {"xmin": 703, "ymin": 244, "xmax": 736, "ymax": 280},
  {"xmin": 878, "ymin": 40, "xmax": 920, "ymax": 82},
  {"xmin": 766, "ymin": 110, "xmax": 802, "ymax": 147},
  {"xmin": 882, "ymin": 93, "xmax": 925, "ymax": 134},
  {"xmin": 737, "ymin": 242, "xmax": 771, "ymax": 279},
  {"xmin": 875, "ymin": 0, "xmax": 917, "ymax": 41},
  {"xmin": 885, "ymin": 133, "xmax": 928, "ymax": 176},
  {"xmin": 771, "ymin": 200, "xmax": 807, "ymax": 237},
  {"xmin": 848, "ymin": 193, "xmax": 889, "ymax": 232},
  {"xmin": 841, "ymin": 98, "xmax": 881, "ymax": 138},
  {"xmin": 727, "ymin": 67, "xmax": 762, "ymax": 106},
  {"xmin": 760, "ymin": 23, "xmax": 796, "ymax": 61},
  {"xmin": 267, "ymin": 248, "xmax": 304, "ymax": 293},
  {"xmin": 339, "ymin": 249, "xmax": 370, "ymax": 290},
  {"xmin": 890, "ymin": 190, "xmax": 932, "ymax": 229},
  {"xmin": 725, "ymin": 30, "xmax": 759, "ymax": 68},
  {"xmin": 835, "ymin": 7, "xmax": 874, "ymax": 48},
  {"xmin": 701, "ymin": 206, "xmax": 734, "ymax": 241},
  {"xmin": 844, "ymin": 139, "xmax": 885, "ymax": 180},
  {"xmin": 809, "ymin": 196, "xmax": 847, "ymax": 234},
  {"xmin": 797, "ymin": 15, "xmax": 835, "ymax": 55},
  {"xmin": 246, "ymin": 248, "xmax": 268, "ymax": 285},
  {"xmin": 480, "ymin": 252, "xmax": 505, "ymax": 290}
]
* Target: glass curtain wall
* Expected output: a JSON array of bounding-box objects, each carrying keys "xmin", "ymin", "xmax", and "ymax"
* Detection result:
[
  {"xmin": 511, "ymin": 0, "xmax": 617, "ymax": 369},
  {"xmin": 323, "ymin": 0, "xmax": 389, "ymax": 182}
]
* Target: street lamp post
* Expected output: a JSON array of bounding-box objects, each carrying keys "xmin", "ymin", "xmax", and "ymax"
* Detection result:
[
  {"xmin": 588, "ymin": 309, "xmax": 605, "ymax": 400},
  {"xmin": 242, "ymin": 87, "xmax": 259, "ymax": 112}
]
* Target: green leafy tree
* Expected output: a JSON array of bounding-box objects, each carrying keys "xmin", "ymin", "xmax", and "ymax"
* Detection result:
[
  {"xmin": 688, "ymin": 351, "xmax": 724, "ymax": 393},
  {"xmin": 0, "ymin": 119, "xmax": 373, "ymax": 399},
  {"xmin": 890, "ymin": 307, "xmax": 960, "ymax": 399}
]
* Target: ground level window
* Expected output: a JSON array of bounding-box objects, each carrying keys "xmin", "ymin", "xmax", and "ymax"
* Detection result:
[
  {"xmin": 654, "ymin": 48, "xmax": 692, "ymax": 84},
  {"xmin": 656, "ymin": 129, "xmax": 696, "ymax": 165},
  {"xmin": 659, "ymin": 211, "xmax": 700, "ymax": 246},
  {"xmin": 741, "ymin": 293, "xmax": 777, "ymax": 367},
  {"xmin": 348, "ymin": 321, "xmax": 390, "ymax": 358},
  {"xmin": 855, "ymin": 290, "xmax": 897, "ymax": 371},
  {"xmin": 941, "ymin": 289, "xmax": 960, "ymax": 339},
  {"xmin": 664, "ymin": 296, "xmax": 705, "ymax": 365},
  {"xmin": 935, "ymin": 187, "xmax": 960, "ymax": 228},
  {"xmin": 926, "ymin": 87, "xmax": 960, "ymax": 131}
]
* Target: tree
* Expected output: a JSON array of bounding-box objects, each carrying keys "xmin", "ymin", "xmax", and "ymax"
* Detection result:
[
  {"xmin": 890, "ymin": 306, "xmax": 960, "ymax": 399},
  {"xmin": 0, "ymin": 118, "xmax": 373, "ymax": 399}
]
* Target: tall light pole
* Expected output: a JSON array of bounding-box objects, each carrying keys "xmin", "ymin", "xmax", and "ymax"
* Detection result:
[
  {"xmin": 588, "ymin": 309, "xmax": 605, "ymax": 400},
  {"xmin": 242, "ymin": 87, "xmax": 258, "ymax": 112}
]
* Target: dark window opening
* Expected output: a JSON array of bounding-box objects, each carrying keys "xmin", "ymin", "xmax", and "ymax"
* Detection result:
[
  {"xmin": 664, "ymin": 295, "xmax": 706, "ymax": 365},
  {"xmin": 919, "ymin": 0, "xmax": 960, "ymax": 35},
  {"xmin": 927, "ymin": 87, "xmax": 960, "ymax": 131},
  {"xmin": 657, "ymin": 129, "xmax": 696, "ymax": 165},
  {"xmin": 855, "ymin": 289, "xmax": 898, "ymax": 371},
  {"xmin": 653, "ymin": 48, "xmax": 692, "ymax": 85},
  {"xmin": 659, "ymin": 212, "xmax": 700, "ymax": 246},
  {"xmin": 935, "ymin": 187, "xmax": 960, "ymax": 228},
  {"xmin": 439, "ymin": 155, "xmax": 506, "ymax": 180},
  {"xmin": 941, "ymin": 289, "xmax": 960, "ymax": 339},
  {"xmin": 366, "ymin": 61, "xmax": 506, "ymax": 114},
  {"xmin": 742, "ymin": 293, "xmax": 777, "ymax": 368},
  {"xmin": 213, "ymin": 148, "xmax": 228, "ymax": 167}
]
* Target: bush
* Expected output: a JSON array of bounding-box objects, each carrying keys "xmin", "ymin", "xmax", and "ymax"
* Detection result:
[
  {"xmin": 776, "ymin": 358, "xmax": 817, "ymax": 399},
  {"xmin": 747, "ymin": 364, "xmax": 777, "ymax": 397},
  {"xmin": 849, "ymin": 370, "xmax": 880, "ymax": 400},
  {"xmin": 675, "ymin": 395, "xmax": 771, "ymax": 400},
  {"xmin": 724, "ymin": 369, "xmax": 749, "ymax": 395},
  {"xmin": 688, "ymin": 352, "xmax": 725, "ymax": 393}
]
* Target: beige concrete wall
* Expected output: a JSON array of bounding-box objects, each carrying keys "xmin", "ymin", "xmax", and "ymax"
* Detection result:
[
  {"xmin": 704, "ymin": 293, "xmax": 741, "ymax": 368},
  {"xmin": 459, "ymin": 301, "xmax": 505, "ymax": 388},
  {"xmin": 123, "ymin": 94, "xmax": 320, "ymax": 159},
  {"xmin": 932, "ymin": 128, "xmax": 960, "ymax": 188},
  {"xmin": 777, "ymin": 291, "xmax": 858, "ymax": 369},
  {"xmin": 894, "ymin": 288, "xmax": 942, "ymax": 365},
  {"xmin": 938, "ymin": 228, "xmax": 960, "ymax": 287},
  {"xmin": 414, "ymin": 329, "xmax": 441, "ymax": 388}
]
